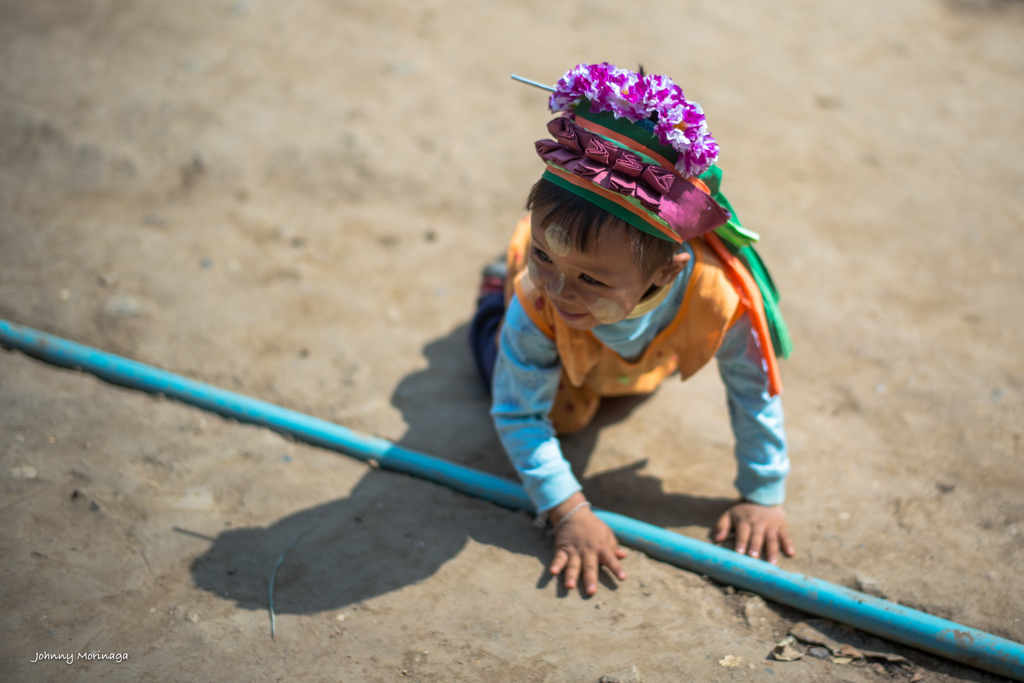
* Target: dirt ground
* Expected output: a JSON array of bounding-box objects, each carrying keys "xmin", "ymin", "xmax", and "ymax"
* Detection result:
[{"xmin": 1, "ymin": 0, "xmax": 1023, "ymax": 681}]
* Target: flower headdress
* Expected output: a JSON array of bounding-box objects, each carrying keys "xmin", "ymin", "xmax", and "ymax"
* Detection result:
[
  {"xmin": 549, "ymin": 63, "xmax": 719, "ymax": 178},
  {"xmin": 529, "ymin": 63, "xmax": 729, "ymax": 244}
]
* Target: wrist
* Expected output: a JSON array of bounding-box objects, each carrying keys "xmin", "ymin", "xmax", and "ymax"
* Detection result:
[
  {"xmin": 548, "ymin": 492, "xmax": 587, "ymax": 526},
  {"xmin": 739, "ymin": 498, "xmax": 782, "ymax": 509}
]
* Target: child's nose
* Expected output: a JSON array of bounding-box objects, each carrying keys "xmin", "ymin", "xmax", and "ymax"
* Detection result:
[{"xmin": 544, "ymin": 273, "xmax": 567, "ymax": 297}]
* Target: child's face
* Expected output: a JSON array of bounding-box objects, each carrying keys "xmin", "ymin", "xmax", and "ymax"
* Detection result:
[{"xmin": 528, "ymin": 215, "xmax": 678, "ymax": 331}]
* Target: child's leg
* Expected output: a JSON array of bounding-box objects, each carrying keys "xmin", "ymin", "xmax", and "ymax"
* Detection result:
[
  {"xmin": 549, "ymin": 378, "xmax": 601, "ymax": 434},
  {"xmin": 469, "ymin": 258, "xmax": 508, "ymax": 392},
  {"xmin": 468, "ymin": 292, "xmax": 505, "ymax": 392}
]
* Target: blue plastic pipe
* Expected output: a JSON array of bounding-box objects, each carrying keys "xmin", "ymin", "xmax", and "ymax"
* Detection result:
[{"xmin": 2, "ymin": 318, "xmax": 1022, "ymax": 681}]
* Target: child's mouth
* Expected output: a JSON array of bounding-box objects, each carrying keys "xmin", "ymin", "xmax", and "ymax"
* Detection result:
[{"xmin": 554, "ymin": 306, "xmax": 589, "ymax": 322}]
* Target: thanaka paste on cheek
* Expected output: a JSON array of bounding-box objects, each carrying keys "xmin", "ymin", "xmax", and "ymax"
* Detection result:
[
  {"xmin": 588, "ymin": 297, "xmax": 626, "ymax": 324},
  {"xmin": 527, "ymin": 258, "xmax": 540, "ymax": 287},
  {"xmin": 547, "ymin": 273, "xmax": 565, "ymax": 295},
  {"xmin": 544, "ymin": 223, "xmax": 572, "ymax": 258}
]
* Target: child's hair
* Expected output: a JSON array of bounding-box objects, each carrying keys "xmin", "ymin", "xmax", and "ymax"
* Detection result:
[{"xmin": 526, "ymin": 177, "xmax": 677, "ymax": 281}]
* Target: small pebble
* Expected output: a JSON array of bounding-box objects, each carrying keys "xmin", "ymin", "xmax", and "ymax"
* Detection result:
[
  {"xmin": 719, "ymin": 655, "xmax": 744, "ymax": 668},
  {"xmin": 743, "ymin": 595, "xmax": 769, "ymax": 627},
  {"xmin": 200, "ymin": 258, "xmax": 214, "ymax": 269},
  {"xmin": 808, "ymin": 646, "xmax": 830, "ymax": 659},
  {"xmin": 144, "ymin": 213, "xmax": 169, "ymax": 227},
  {"xmin": 599, "ymin": 664, "xmax": 643, "ymax": 683},
  {"xmin": 101, "ymin": 295, "xmax": 147, "ymax": 318},
  {"xmin": 89, "ymin": 501, "xmax": 100, "ymax": 511},
  {"xmin": 11, "ymin": 465, "xmax": 38, "ymax": 480},
  {"xmin": 97, "ymin": 271, "xmax": 121, "ymax": 288},
  {"xmin": 854, "ymin": 571, "xmax": 888, "ymax": 599}
]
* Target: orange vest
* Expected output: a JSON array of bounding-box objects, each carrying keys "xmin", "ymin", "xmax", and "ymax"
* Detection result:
[{"xmin": 503, "ymin": 215, "xmax": 780, "ymax": 434}]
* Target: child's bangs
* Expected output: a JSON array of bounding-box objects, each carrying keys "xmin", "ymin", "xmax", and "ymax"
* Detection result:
[
  {"xmin": 525, "ymin": 176, "xmax": 676, "ymax": 280},
  {"xmin": 525, "ymin": 178, "xmax": 621, "ymax": 254}
]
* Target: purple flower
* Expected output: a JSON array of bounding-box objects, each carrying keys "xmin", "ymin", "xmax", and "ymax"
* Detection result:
[{"xmin": 547, "ymin": 63, "xmax": 719, "ymax": 176}]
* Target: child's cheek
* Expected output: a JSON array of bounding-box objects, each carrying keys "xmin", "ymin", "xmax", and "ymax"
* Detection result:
[
  {"xmin": 587, "ymin": 297, "xmax": 626, "ymax": 324},
  {"xmin": 527, "ymin": 259, "xmax": 541, "ymax": 287}
]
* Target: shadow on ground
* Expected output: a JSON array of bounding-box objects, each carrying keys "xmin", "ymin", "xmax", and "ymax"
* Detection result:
[{"xmin": 190, "ymin": 323, "xmax": 736, "ymax": 613}]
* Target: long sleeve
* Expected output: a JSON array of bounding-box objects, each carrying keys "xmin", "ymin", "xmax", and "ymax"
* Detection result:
[
  {"xmin": 715, "ymin": 312, "xmax": 789, "ymax": 505},
  {"xmin": 491, "ymin": 297, "xmax": 581, "ymax": 513}
]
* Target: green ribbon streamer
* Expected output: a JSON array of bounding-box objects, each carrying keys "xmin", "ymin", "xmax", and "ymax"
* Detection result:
[{"xmin": 700, "ymin": 165, "xmax": 793, "ymax": 359}]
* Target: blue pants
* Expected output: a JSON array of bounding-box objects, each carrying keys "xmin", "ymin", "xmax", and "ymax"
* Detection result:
[{"xmin": 468, "ymin": 292, "xmax": 505, "ymax": 393}]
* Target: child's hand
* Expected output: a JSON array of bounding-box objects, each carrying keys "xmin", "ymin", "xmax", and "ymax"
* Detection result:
[
  {"xmin": 712, "ymin": 501, "xmax": 795, "ymax": 564},
  {"xmin": 548, "ymin": 493, "xmax": 627, "ymax": 596}
]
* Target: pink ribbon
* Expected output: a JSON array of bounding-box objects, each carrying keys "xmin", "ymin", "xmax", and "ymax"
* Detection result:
[{"xmin": 536, "ymin": 116, "xmax": 729, "ymax": 241}]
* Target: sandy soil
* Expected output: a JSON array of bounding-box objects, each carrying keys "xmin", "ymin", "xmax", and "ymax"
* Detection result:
[{"xmin": 1, "ymin": 0, "xmax": 1023, "ymax": 681}]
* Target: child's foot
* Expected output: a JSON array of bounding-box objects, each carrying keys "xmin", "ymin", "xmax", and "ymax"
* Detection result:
[{"xmin": 477, "ymin": 256, "xmax": 507, "ymax": 302}]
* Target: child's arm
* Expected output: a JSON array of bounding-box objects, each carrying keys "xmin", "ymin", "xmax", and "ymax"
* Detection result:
[
  {"xmin": 492, "ymin": 298, "xmax": 626, "ymax": 594},
  {"xmin": 714, "ymin": 312, "xmax": 795, "ymax": 564},
  {"xmin": 491, "ymin": 298, "xmax": 577, "ymax": 509}
]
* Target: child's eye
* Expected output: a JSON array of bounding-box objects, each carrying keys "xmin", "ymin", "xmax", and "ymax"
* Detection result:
[
  {"xmin": 532, "ymin": 248, "xmax": 552, "ymax": 264},
  {"xmin": 579, "ymin": 273, "xmax": 604, "ymax": 286}
]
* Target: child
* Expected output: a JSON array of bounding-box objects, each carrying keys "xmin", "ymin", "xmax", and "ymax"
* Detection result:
[{"xmin": 470, "ymin": 63, "xmax": 795, "ymax": 596}]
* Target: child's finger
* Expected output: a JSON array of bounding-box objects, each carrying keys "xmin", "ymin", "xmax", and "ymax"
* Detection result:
[
  {"xmin": 608, "ymin": 535, "xmax": 627, "ymax": 560},
  {"xmin": 712, "ymin": 511, "xmax": 732, "ymax": 542},
  {"xmin": 562, "ymin": 549, "xmax": 582, "ymax": 590},
  {"xmin": 779, "ymin": 526, "xmax": 796, "ymax": 556},
  {"xmin": 733, "ymin": 521, "xmax": 751, "ymax": 555},
  {"xmin": 549, "ymin": 548, "xmax": 569, "ymax": 576},
  {"xmin": 765, "ymin": 532, "xmax": 780, "ymax": 565},
  {"xmin": 747, "ymin": 525, "xmax": 766, "ymax": 559},
  {"xmin": 600, "ymin": 548, "xmax": 627, "ymax": 581},
  {"xmin": 582, "ymin": 553, "xmax": 600, "ymax": 596}
]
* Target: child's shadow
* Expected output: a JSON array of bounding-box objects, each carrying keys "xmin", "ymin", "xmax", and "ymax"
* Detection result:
[
  {"xmin": 189, "ymin": 323, "xmax": 733, "ymax": 614},
  {"xmin": 188, "ymin": 469, "xmax": 542, "ymax": 615}
]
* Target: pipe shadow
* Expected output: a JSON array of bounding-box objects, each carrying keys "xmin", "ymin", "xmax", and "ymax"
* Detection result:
[{"xmin": 189, "ymin": 323, "xmax": 735, "ymax": 613}]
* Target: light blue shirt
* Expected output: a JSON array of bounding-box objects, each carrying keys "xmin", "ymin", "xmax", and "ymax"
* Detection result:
[{"xmin": 491, "ymin": 243, "xmax": 788, "ymax": 514}]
